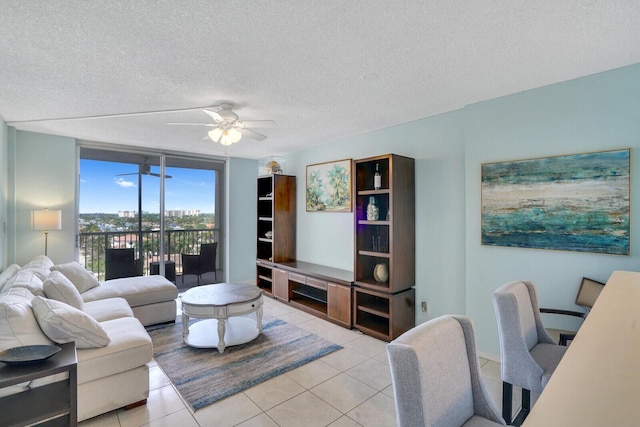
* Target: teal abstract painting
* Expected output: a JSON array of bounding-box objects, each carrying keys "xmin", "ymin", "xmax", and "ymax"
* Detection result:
[{"xmin": 481, "ymin": 149, "xmax": 630, "ymax": 255}]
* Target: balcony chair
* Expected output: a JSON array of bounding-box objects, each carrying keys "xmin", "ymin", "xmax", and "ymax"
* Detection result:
[
  {"xmin": 540, "ymin": 277, "xmax": 605, "ymax": 345},
  {"xmin": 181, "ymin": 242, "xmax": 217, "ymax": 285},
  {"xmin": 387, "ymin": 315, "xmax": 506, "ymax": 427},
  {"xmin": 492, "ymin": 280, "xmax": 567, "ymax": 425},
  {"xmin": 104, "ymin": 248, "xmax": 143, "ymax": 280}
]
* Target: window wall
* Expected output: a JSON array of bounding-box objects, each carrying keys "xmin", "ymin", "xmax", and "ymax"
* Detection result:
[{"xmin": 79, "ymin": 147, "xmax": 224, "ymax": 281}]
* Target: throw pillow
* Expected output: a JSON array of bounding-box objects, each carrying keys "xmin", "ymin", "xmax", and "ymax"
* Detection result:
[
  {"xmin": 4, "ymin": 269, "xmax": 45, "ymax": 297},
  {"xmin": 51, "ymin": 262, "xmax": 100, "ymax": 293},
  {"xmin": 0, "ymin": 264, "xmax": 21, "ymax": 294},
  {"xmin": 22, "ymin": 255, "xmax": 54, "ymax": 279},
  {"xmin": 0, "ymin": 288, "xmax": 52, "ymax": 350},
  {"xmin": 31, "ymin": 296, "xmax": 111, "ymax": 349},
  {"xmin": 43, "ymin": 271, "xmax": 84, "ymax": 310}
]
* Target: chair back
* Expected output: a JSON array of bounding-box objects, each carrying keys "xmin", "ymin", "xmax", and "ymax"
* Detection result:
[
  {"xmin": 575, "ymin": 277, "xmax": 605, "ymax": 310},
  {"xmin": 198, "ymin": 242, "xmax": 217, "ymax": 274},
  {"xmin": 493, "ymin": 281, "xmax": 558, "ymax": 393},
  {"xmin": 387, "ymin": 315, "xmax": 504, "ymax": 427},
  {"xmin": 105, "ymin": 248, "xmax": 138, "ymax": 280}
]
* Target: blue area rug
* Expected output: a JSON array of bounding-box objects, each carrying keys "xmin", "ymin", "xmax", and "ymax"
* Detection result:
[{"xmin": 147, "ymin": 316, "xmax": 342, "ymax": 410}]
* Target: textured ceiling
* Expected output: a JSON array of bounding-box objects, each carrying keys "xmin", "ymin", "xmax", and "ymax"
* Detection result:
[{"xmin": 1, "ymin": 1, "xmax": 639, "ymax": 160}]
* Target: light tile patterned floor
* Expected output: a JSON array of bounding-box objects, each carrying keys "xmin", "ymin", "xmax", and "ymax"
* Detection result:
[{"xmin": 79, "ymin": 297, "xmax": 522, "ymax": 427}]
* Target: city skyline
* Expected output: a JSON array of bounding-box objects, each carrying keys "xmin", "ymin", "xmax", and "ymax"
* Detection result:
[{"xmin": 80, "ymin": 160, "xmax": 216, "ymax": 214}]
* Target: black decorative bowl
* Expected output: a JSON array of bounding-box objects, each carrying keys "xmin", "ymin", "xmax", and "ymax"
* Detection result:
[{"xmin": 0, "ymin": 345, "xmax": 62, "ymax": 365}]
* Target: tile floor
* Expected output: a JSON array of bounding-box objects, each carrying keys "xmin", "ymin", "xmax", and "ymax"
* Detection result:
[{"xmin": 79, "ymin": 296, "xmax": 525, "ymax": 427}]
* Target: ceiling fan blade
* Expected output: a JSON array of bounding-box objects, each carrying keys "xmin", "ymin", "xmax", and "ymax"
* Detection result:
[
  {"xmin": 148, "ymin": 172, "xmax": 173, "ymax": 179},
  {"xmin": 166, "ymin": 122, "xmax": 216, "ymax": 127},
  {"xmin": 239, "ymin": 128, "xmax": 267, "ymax": 141},
  {"xmin": 202, "ymin": 109, "xmax": 224, "ymax": 123},
  {"xmin": 236, "ymin": 120, "xmax": 277, "ymax": 128},
  {"xmin": 7, "ymin": 104, "xmax": 223, "ymax": 124},
  {"xmin": 116, "ymin": 172, "xmax": 138, "ymax": 176}
]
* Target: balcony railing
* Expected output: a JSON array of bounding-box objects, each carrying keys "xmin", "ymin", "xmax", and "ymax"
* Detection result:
[{"xmin": 79, "ymin": 228, "xmax": 220, "ymax": 281}]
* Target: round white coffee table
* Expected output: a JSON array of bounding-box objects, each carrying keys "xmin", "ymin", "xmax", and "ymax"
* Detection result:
[{"xmin": 180, "ymin": 283, "xmax": 263, "ymax": 353}]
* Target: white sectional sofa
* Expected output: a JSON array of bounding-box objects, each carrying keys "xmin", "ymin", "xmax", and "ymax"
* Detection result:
[{"xmin": 0, "ymin": 255, "xmax": 179, "ymax": 421}]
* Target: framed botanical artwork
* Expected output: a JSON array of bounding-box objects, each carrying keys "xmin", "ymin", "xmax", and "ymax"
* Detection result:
[
  {"xmin": 481, "ymin": 148, "xmax": 630, "ymax": 255},
  {"xmin": 306, "ymin": 159, "xmax": 352, "ymax": 212}
]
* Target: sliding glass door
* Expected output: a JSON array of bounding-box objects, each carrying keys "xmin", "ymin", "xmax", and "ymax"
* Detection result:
[{"xmin": 78, "ymin": 147, "xmax": 224, "ymax": 283}]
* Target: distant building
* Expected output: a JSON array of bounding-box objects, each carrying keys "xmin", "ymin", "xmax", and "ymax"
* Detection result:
[
  {"xmin": 118, "ymin": 209, "xmax": 200, "ymax": 218},
  {"xmin": 165, "ymin": 209, "xmax": 200, "ymax": 217}
]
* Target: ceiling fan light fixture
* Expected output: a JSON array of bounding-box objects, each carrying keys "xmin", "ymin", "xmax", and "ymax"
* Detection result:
[
  {"xmin": 208, "ymin": 128, "xmax": 223, "ymax": 142},
  {"xmin": 228, "ymin": 128, "xmax": 242, "ymax": 143}
]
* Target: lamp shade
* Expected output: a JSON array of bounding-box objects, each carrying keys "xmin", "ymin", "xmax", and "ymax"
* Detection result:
[{"xmin": 32, "ymin": 209, "xmax": 62, "ymax": 231}]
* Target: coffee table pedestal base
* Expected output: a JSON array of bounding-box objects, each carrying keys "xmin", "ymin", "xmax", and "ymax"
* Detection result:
[{"xmin": 184, "ymin": 317, "xmax": 260, "ymax": 352}]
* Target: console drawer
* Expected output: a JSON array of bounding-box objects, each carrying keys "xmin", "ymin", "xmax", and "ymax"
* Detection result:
[
  {"xmin": 288, "ymin": 272, "xmax": 306, "ymax": 284},
  {"xmin": 306, "ymin": 277, "xmax": 327, "ymax": 290}
]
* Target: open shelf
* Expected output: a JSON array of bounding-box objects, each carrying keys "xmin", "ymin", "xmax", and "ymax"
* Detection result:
[
  {"xmin": 353, "ymin": 154, "xmax": 415, "ymax": 340},
  {"xmin": 255, "ymin": 174, "xmax": 296, "ymax": 264},
  {"xmin": 256, "ymin": 262, "xmax": 273, "ymax": 294}
]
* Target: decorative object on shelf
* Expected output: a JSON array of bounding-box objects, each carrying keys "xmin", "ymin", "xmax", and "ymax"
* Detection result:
[
  {"xmin": 266, "ymin": 160, "xmax": 282, "ymax": 174},
  {"xmin": 264, "ymin": 231, "xmax": 273, "ymax": 239},
  {"xmin": 258, "ymin": 156, "xmax": 286, "ymax": 176},
  {"xmin": 481, "ymin": 148, "xmax": 630, "ymax": 255},
  {"xmin": 372, "ymin": 235, "xmax": 387, "ymax": 252},
  {"xmin": 367, "ymin": 196, "xmax": 379, "ymax": 221},
  {"xmin": 32, "ymin": 208, "xmax": 62, "ymax": 256},
  {"xmin": 374, "ymin": 163, "xmax": 381, "ymax": 190},
  {"xmin": 373, "ymin": 263, "xmax": 388, "ymax": 283},
  {"xmin": 306, "ymin": 159, "xmax": 352, "ymax": 212}
]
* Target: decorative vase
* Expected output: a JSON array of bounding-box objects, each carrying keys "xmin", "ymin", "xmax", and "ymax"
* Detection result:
[
  {"xmin": 373, "ymin": 263, "xmax": 388, "ymax": 283},
  {"xmin": 366, "ymin": 196, "xmax": 379, "ymax": 221}
]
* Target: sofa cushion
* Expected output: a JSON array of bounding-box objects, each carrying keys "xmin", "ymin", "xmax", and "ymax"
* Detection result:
[
  {"xmin": 83, "ymin": 275, "xmax": 178, "ymax": 308},
  {"xmin": 3, "ymin": 269, "xmax": 45, "ymax": 297},
  {"xmin": 0, "ymin": 288, "xmax": 52, "ymax": 350},
  {"xmin": 83, "ymin": 298, "xmax": 134, "ymax": 322},
  {"xmin": 0, "ymin": 264, "xmax": 21, "ymax": 294},
  {"xmin": 43, "ymin": 271, "xmax": 84, "ymax": 310},
  {"xmin": 76, "ymin": 316, "xmax": 152, "ymax": 385},
  {"xmin": 31, "ymin": 296, "xmax": 111, "ymax": 349},
  {"xmin": 51, "ymin": 262, "xmax": 100, "ymax": 293}
]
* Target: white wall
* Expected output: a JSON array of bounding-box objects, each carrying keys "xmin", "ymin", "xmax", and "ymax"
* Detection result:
[
  {"xmin": 465, "ymin": 63, "xmax": 640, "ymax": 356},
  {"xmin": 286, "ymin": 63, "xmax": 640, "ymax": 357},
  {"xmin": 287, "ymin": 110, "xmax": 468, "ymax": 320},
  {"xmin": 8, "ymin": 131, "xmax": 77, "ymax": 265},
  {"xmin": 225, "ymin": 156, "xmax": 258, "ymax": 283},
  {"xmin": 0, "ymin": 117, "xmax": 6, "ymax": 268}
]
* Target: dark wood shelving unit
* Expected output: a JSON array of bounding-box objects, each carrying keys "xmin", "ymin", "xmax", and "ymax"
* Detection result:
[
  {"xmin": 256, "ymin": 174, "xmax": 296, "ymax": 296},
  {"xmin": 353, "ymin": 154, "xmax": 415, "ymax": 340}
]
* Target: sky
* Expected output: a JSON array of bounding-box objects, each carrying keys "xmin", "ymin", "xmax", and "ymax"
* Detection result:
[{"xmin": 80, "ymin": 160, "xmax": 216, "ymax": 214}]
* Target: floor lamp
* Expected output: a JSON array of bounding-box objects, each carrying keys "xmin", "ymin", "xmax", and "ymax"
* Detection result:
[{"xmin": 32, "ymin": 209, "xmax": 62, "ymax": 256}]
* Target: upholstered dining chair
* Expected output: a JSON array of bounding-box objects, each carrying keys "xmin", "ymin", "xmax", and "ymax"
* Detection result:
[
  {"xmin": 387, "ymin": 315, "xmax": 506, "ymax": 427},
  {"xmin": 492, "ymin": 281, "xmax": 567, "ymax": 425},
  {"xmin": 181, "ymin": 242, "xmax": 217, "ymax": 285},
  {"xmin": 540, "ymin": 277, "xmax": 605, "ymax": 345}
]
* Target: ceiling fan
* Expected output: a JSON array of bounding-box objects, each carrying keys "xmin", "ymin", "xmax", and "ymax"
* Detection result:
[
  {"xmin": 167, "ymin": 103, "xmax": 276, "ymax": 146},
  {"xmin": 116, "ymin": 162, "xmax": 172, "ymax": 179}
]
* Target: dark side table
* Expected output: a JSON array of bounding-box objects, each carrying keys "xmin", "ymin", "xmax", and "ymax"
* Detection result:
[
  {"xmin": 0, "ymin": 341, "xmax": 77, "ymax": 426},
  {"xmin": 150, "ymin": 260, "xmax": 176, "ymax": 283}
]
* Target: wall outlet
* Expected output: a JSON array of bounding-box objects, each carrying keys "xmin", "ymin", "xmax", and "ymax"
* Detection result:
[{"xmin": 421, "ymin": 301, "xmax": 428, "ymax": 314}]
